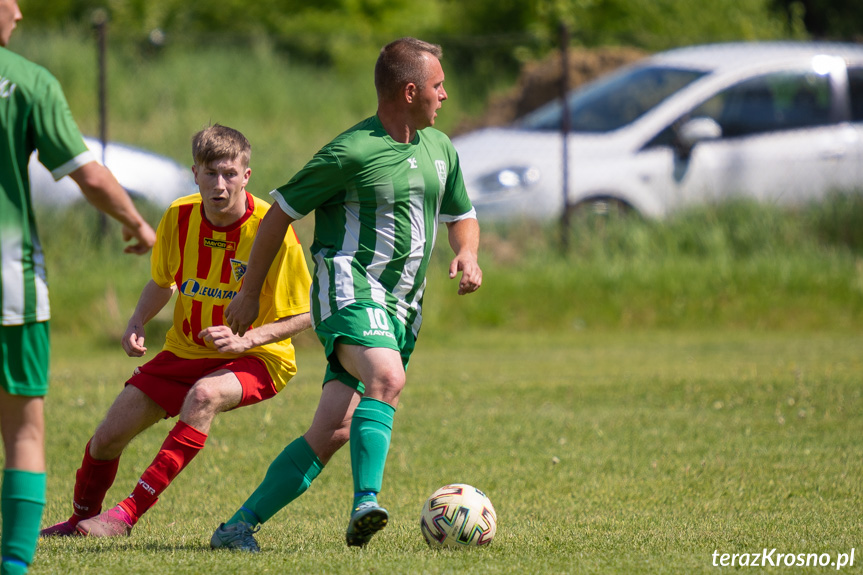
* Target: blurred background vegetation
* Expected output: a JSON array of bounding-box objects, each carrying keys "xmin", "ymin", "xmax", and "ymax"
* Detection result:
[
  {"xmin": 8, "ymin": 0, "xmax": 863, "ymax": 342},
  {"xmin": 12, "ymin": 0, "xmax": 861, "ymax": 190}
]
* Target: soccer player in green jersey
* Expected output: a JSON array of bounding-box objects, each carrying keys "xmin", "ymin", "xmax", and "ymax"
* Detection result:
[
  {"xmin": 213, "ymin": 37, "xmax": 482, "ymax": 551},
  {"xmin": 0, "ymin": 2, "xmax": 155, "ymax": 573}
]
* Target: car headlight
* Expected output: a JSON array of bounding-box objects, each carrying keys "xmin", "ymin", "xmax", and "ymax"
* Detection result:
[{"xmin": 476, "ymin": 166, "xmax": 541, "ymax": 195}]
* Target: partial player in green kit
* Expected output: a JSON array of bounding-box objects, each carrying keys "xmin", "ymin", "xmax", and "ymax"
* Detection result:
[{"xmin": 0, "ymin": 1, "xmax": 155, "ymax": 572}]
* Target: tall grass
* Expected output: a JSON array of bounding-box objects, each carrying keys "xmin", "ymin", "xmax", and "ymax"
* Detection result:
[
  {"xmin": 37, "ymin": 195, "xmax": 863, "ymax": 345},
  {"xmin": 424, "ymin": 196, "xmax": 863, "ymax": 335}
]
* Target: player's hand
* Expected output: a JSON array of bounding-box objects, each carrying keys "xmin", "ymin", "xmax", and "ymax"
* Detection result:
[
  {"xmin": 449, "ymin": 254, "xmax": 482, "ymax": 295},
  {"xmin": 199, "ymin": 325, "xmax": 251, "ymax": 354},
  {"xmin": 122, "ymin": 322, "xmax": 148, "ymax": 357},
  {"xmin": 122, "ymin": 222, "xmax": 157, "ymax": 255},
  {"xmin": 224, "ymin": 290, "xmax": 259, "ymax": 337}
]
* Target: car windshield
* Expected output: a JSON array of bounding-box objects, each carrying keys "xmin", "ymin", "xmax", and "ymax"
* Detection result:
[{"xmin": 519, "ymin": 65, "xmax": 707, "ymax": 133}]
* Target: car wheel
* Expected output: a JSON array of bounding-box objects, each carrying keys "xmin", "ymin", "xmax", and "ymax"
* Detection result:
[{"xmin": 566, "ymin": 196, "xmax": 633, "ymax": 223}]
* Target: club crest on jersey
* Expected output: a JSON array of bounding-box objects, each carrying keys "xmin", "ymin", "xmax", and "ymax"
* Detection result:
[
  {"xmin": 0, "ymin": 76, "xmax": 17, "ymax": 99},
  {"xmin": 435, "ymin": 160, "xmax": 447, "ymax": 189},
  {"xmin": 407, "ymin": 157, "xmax": 418, "ymax": 169},
  {"xmin": 203, "ymin": 237, "xmax": 237, "ymax": 251},
  {"xmin": 230, "ymin": 259, "xmax": 247, "ymax": 282}
]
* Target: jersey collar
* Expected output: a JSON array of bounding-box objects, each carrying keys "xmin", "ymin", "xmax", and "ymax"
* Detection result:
[{"xmin": 199, "ymin": 191, "xmax": 255, "ymax": 232}]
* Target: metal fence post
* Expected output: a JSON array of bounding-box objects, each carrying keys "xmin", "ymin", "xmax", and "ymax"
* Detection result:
[
  {"xmin": 559, "ymin": 22, "xmax": 572, "ymax": 252},
  {"xmin": 93, "ymin": 9, "xmax": 109, "ymax": 238}
]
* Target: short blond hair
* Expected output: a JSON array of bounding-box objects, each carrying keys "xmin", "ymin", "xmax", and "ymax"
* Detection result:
[{"xmin": 192, "ymin": 124, "xmax": 251, "ymax": 168}]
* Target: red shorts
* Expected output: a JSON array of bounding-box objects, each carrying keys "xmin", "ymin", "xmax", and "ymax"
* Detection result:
[{"xmin": 127, "ymin": 351, "xmax": 277, "ymax": 418}]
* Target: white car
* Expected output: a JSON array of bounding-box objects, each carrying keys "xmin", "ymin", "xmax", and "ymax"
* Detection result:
[
  {"xmin": 29, "ymin": 136, "xmax": 196, "ymax": 208},
  {"xmin": 453, "ymin": 42, "xmax": 863, "ymax": 221}
]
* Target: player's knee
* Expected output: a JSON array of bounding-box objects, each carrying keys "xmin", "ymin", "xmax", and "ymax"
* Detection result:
[
  {"xmin": 184, "ymin": 382, "xmax": 221, "ymax": 411},
  {"xmin": 374, "ymin": 367, "xmax": 406, "ymax": 396}
]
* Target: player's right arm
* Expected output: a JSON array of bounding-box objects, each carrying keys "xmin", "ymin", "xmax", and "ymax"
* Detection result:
[
  {"xmin": 225, "ymin": 203, "xmax": 296, "ymax": 337},
  {"xmin": 122, "ymin": 279, "xmax": 176, "ymax": 357}
]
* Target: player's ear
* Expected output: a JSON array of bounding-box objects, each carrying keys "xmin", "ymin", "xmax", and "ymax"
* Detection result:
[{"xmin": 404, "ymin": 82, "xmax": 417, "ymax": 104}]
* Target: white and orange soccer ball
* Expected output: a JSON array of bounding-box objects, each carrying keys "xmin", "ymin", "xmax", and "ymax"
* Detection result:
[{"xmin": 420, "ymin": 483, "xmax": 497, "ymax": 548}]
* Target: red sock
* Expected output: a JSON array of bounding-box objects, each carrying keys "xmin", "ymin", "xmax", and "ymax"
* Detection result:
[
  {"xmin": 69, "ymin": 439, "xmax": 120, "ymax": 526},
  {"xmin": 118, "ymin": 421, "xmax": 207, "ymax": 523}
]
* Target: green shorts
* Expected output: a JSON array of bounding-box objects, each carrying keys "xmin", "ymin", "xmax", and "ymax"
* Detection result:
[
  {"xmin": 0, "ymin": 321, "xmax": 51, "ymax": 397},
  {"xmin": 315, "ymin": 302, "xmax": 416, "ymax": 394}
]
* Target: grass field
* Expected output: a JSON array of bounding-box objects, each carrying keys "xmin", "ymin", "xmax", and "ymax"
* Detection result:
[
  {"xmin": 29, "ymin": 326, "xmax": 862, "ymax": 574},
  {"xmin": 19, "ymin": 197, "xmax": 863, "ymax": 573}
]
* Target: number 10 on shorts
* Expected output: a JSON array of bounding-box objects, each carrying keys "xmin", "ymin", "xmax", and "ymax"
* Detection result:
[{"xmin": 366, "ymin": 307, "xmax": 390, "ymax": 331}]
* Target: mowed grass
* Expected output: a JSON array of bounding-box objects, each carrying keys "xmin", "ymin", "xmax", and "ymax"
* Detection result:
[{"xmin": 31, "ymin": 327, "xmax": 863, "ymax": 574}]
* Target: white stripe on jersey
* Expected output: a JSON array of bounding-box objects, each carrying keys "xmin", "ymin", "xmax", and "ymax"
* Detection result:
[
  {"xmin": 333, "ymin": 185, "xmax": 362, "ymax": 311},
  {"xmin": 1, "ymin": 226, "xmax": 50, "ymax": 325},
  {"xmin": 1, "ymin": 227, "xmax": 25, "ymax": 323},
  {"xmin": 312, "ymin": 250, "xmax": 332, "ymax": 323},
  {"xmin": 33, "ymin": 234, "xmax": 50, "ymax": 322},
  {"xmin": 390, "ymin": 184, "xmax": 427, "ymax": 327},
  {"xmin": 364, "ymin": 181, "xmax": 396, "ymax": 309}
]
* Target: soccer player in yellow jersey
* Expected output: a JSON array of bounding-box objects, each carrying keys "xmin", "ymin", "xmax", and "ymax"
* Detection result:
[{"xmin": 39, "ymin": 124, "xmax": 312, "ymax": 538}]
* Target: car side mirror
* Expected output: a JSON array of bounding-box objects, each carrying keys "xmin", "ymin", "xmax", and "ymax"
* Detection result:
[{"xmin": 675, "ymin": 117, "xmax": 722, "ymax": 159}]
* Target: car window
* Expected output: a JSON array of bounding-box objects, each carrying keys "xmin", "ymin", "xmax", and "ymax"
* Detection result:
[
  {"xmin": 519, "ymin": 66, "xmax": 706, "ymax": 133},
  {"xmin": 848, "ymin": 68, "xmax": 863, "ymax": 122},
  {"xmin": 692, "ymin": 71, "xmax": 832, "ymax": 137}
]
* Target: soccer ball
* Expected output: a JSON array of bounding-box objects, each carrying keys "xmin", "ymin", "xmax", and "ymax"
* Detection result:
[{"xmin": 420, "ymin": 483, "xmax": 497, "ymax": 548}]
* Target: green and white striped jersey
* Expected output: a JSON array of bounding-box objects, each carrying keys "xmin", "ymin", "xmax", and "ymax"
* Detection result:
[
  {"xmin": 270, "ymin": 115, "xmax": 475, "ymax": 336},
  {"xmin": 1, "ymin": 47, "xmax": 95, "ymax": 325}
]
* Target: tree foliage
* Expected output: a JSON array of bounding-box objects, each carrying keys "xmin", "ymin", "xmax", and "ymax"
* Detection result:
[
  {"xmin": 18, "ymin": 0, "xmax": 828, "ymax": 73},
  {"xmin": 771, "ymin": 0, "xmax": 863, "ymax": 41}
]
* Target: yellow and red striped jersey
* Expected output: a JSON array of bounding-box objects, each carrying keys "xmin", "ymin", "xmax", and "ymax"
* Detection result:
[{"xmin": 151, "ymin": 192, "xmax": 311, "ymax": 391}]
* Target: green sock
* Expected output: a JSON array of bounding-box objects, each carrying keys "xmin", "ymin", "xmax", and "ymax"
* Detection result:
[
  {"xmin": 1, "ymin": 560, "xmax": 28, "ymax": 575},
  {"xmin": 227, "ymin": 437, "xmax": 323, "ymax": 526},
  {"xmin": 1, "ymin": 469, "xmax": 46, "ymax": 573},
  {"xmin": 350, "ymin": 397, "xmax": 395, "ymax": 511}
]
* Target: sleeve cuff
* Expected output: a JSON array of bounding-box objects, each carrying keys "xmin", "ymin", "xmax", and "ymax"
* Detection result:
[
  {"xmin": 269, "ymin": 189, "xmax": 306, "ymax": 220},
  {"xmin": 50, "ymin": 150, "xmax": 96, "ymax": 181},
  {"xmin": 438, "ymin": 207, "xmax": 477, "ymax": 224}
]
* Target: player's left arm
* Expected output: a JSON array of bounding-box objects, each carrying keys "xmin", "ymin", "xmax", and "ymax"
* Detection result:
[
  {"xmin": 199, "ymin": 312, "xmax": 311, "ymax": 354},
  {"xmin": 446, "ymin": 217, "xmax": 482, "ymax": 295}
]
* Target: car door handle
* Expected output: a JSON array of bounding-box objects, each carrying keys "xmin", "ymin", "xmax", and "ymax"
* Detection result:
[{"xmin": 820, "ymin": 149, "xmax": 846, "ymax": 161}]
